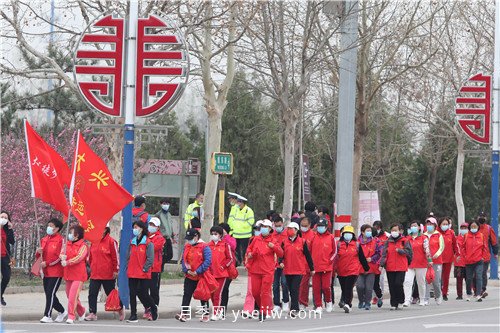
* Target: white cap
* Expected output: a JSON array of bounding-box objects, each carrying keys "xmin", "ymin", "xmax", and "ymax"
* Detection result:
[
  {"xmin": 228, "ymin": 192, "xmax": 238, "ymax": 198},
  {"xmin": 255, "ymin": 220, "xmax": 263, "ymax": 227},
  {"xmin": 288, "ymin": 222, "xmax": 299, "ymax": 230},
  {"xmin": 149, "ymin": 217, "xmax": 161, "ymax": 227},
  {"xmin": 236, "ymin": 194, "xmax": 248, "ymax": 202},
  {"xmin": 261, "ymin": 219, "xmax": 273, "ymax": 227}
]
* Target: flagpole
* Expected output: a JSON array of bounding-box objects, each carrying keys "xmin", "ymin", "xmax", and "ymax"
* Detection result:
[
  {"xmin": 64, "ymin": 130, "xmax": 81, "ymax": 256},
  {"xmin": 32, "ymin": 198, "xmax": 44, "ymax": 278}
]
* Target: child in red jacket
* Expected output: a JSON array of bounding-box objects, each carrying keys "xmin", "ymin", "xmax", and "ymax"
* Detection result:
[
  {"xmin": 454, "ymin": 222, "xmax": 468, "ymax": 300},
  {"xmin": 461, "ymin": 221, "xmax": 488, "ymax": 301},
  {"xmin": 144, "ymin": 217, "xmax": 166, "ymax": 319}
]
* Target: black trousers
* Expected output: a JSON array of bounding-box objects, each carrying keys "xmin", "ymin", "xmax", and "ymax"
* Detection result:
[
  {"xmin": 386, "ymin": 271, "xmax": 406, "ymax": 307},
  {"xmin": 88, "ymin": 279, "xmax": 117, "ymax": 314},
  {"xmin": 235, "ymin": 238, "xmax": 250, "ymax": 266},
  {"xmin": 373, "ymin": 274, "xmax": 383, "ymax": 299},
  {"xmin": 149, "ymin": 272, "xmax": 161, "ymax": 306},
  {"xmin": 129, "ymin": 278, "xmax": 155, "ymax": 316},
  {"xmin": 338, "ymin": 275, "xmax": 357, "ymax": 307},
  {"xmin": 181, "ymin": 278, "xmax": 208, "ymax": 310},
  {"xmin": 162, "ymin": 238, "xmax": 173, "ymax": 271},
  {"xmin": 43, "ymin": 277, "xmax": 64, "ymax": 317},
  {"xmin": 285, "ymin": 275, "xmax": 302, "ymax": 311},
  {"xmin": 1, "ymin": 256, "xmax": 11, "ymax": 298},
  {"xmin": 221, "ymin": 278, "xmax": 232, "ymax": 308},
  {"xmin": 482, "ymin": 261, "xmax": 489, "ymax": 293}
]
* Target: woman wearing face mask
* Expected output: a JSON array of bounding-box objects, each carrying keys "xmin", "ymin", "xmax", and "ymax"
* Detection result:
[
  {"xmin": 403, "ymin": 221, "xmax": 431, "ymax": 307},
  {"xmin": 438, "ymin": 217, "xmax": 457, "ymax": 301},
  {"xmin": 298, "ymin": 217, "xmax": 314, "ymax": 310},
  {"xmin": 126, "ymin": 221, "xmax": 157, "ymax": 323},
  {"xmin": 0, "ymin": 211, "xmax": 14, "ymax": 307},
  {"xmin": 380, "ymin": 223, "xmax": 412, "ymax": 310},
  {"xmin": 37, "ymin": 218, "xmax": 66, "ymax": 323},
  {"xmin": 85, "ymin": 224, "xmax": 123, "ymax": 321},
  {"xmin": 423, "ymin": 217, "xmax": 444, "ymax": 305},
  {"xmin": 207, "ymin": 226, "xmax": 233, "ymax": 321},
  {"xmin": 356, "ymin": 224, "xmax": 382, "ymax": 310},
  {"xmin": 246, "ymin": 219, "xmax": 283, "ymax": 320},
  {"xmin": 60, "ymin": 225, "xmax": 88, "ymax": 324},
  {"xmin": 310, "ymin": 219, "xmax": 336, "ymax": 314},
  {"xmin": 176, "ymin": 228, "xmax": 211, "ymax": 322},
  {"xmin": 272, "ymin": 216, "xmax": 289, "ymax": 312},
  {"xmin": 155, "ymin": 198, "xmax": 173, "ymax": 265},
  {"xmin": 143, "ymin": 217, "xmax": 166, "ymax": 319},
  {"xmin": 454, "ymin": 222, "xmax": 468, "ymax": 300},
  {"xmin": 280, "ymin": 222, "xmax": 314, "ymax": 318},
  {"xmin": 461, "ymin": 221, "xmax": 488, "ymax": 301},
  {"xmin": 335, "ymin": 226, "xmax": 369, "ymax": 313},
  {"xmin": 371, "ymin": 220, "xmax": 387, "ymax": 307},
  {"xmin": 241, "ymin": 221, "xmax": 262, "ymax": 317},
  {"xmin": 219, "ymin": 223, "xmax": 236, "ymax": 310}
]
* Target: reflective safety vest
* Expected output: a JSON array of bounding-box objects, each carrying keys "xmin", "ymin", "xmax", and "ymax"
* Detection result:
[
  {"xmin": 184, "ymin": 201, "xmax": 203, "ymax": 230},
  {"xmin": 227, "ymin": 205, "xmax": 240, "ymax": 227},
  {"xmin": 231, "ymin": 205, "xmax": 254, "ymax": 239}
]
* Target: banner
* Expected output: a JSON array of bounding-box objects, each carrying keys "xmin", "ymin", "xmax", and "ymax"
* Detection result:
[{"xmin": 303, "ymin": 154, "xmax": 311, "ymax": 202}]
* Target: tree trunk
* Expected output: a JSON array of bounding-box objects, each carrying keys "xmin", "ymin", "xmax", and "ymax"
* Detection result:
[
  {"xmin": 282, "ymin": 112, "xmax": 297, "ymax": 222},
  {"xmin": 455, "ymin": 135, "xmax": 465, "ymax": 224},
  {"xmin": 428, "ymin": 164, "xmax": 438, "ymax": 212}
]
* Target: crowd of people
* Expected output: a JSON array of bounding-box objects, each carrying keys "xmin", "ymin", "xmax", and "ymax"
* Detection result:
[{"xmin": 0, "ymin": 196, "xmax": 498, "ymax": 325}]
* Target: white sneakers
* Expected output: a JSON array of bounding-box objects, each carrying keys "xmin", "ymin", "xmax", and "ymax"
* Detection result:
[
  {"xmin": 78, "ymin": 311, "xmax": 86, "ymax": 321},
  {"xmin": 315, "ymin": 307, "xmax": 323, "ymax": 314},
  {"xmin": 343, "ymin": 304, "xmax": 351, "ymax": 313},
  {"xmin": 66, "ymin": 319, "xmax": 74, "ymax": 324},
  {"xmin": 419, "ymin": 301, "xmax": 426, "ymax": 306},
  {"xmin": 40, "ymin": 316, "xmax": 53, "ymax": 323},
  {"xmin": 326, "ymin": 302, "xmax": 333, "ymax": 312},
  {"xmin": 273, "ymin": 305, "xmax": 281, "ymax": 313},
  {"xmin": 436, "ymin": 296, "xmax": 443, "ymax": 305},
  {"xmin": 282, "ymin": 302, "xmax": 290, "ymax": 312},
  {"xmin": 55, "ymin": 311, "xmax": 68, "ymax": 323},
  {"xmin": 403, "ymin": 301, "xmax": 410, "ymax": 307},
  {"xmin": 299, "ymin": 304, "xmax": 306, "ymax": 311}
]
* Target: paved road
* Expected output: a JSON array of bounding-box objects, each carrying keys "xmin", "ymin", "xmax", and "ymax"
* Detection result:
[{"xmin": 3, "ymin": 287, "xmax": 499, "ymax": 333}]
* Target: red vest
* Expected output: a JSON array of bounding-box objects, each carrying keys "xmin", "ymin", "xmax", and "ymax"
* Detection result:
[
  {"xmin": 310, "ymin": 232, "xmax": 336, "ymax": 272},
  {"xmin": 149, "ymin": 232, "xmax": 166, "ymax": 273},
  {"xmin": 462, "ymin": 232, "xmax": 487, "ymax": 265},
  {"xmin": 38, "ymin": 234, "xmax": 64, "ymax": 277},
  {"xmin": 183, "ymin": 242, "xmax": 208, "ymax": 281},
  {"xmin": 409, "ymin": 235, "xmax": 427, "ymax": 269},
  {"xmin": 358, "ymin": 238, "xmax": 379, "ymax": 274},
  {"xmin": 127, "ymin": 237, "xmax": 152, "ymax": 279},
  {"xmin": 385, "ymin": 238, "xmax": 409, "ymax": 272},
  {"xmin": 454, "ymin": 235, "xmax": 466, "ymax": 267},
  {"xmin": 439, "ymin": 229, "xmax": 456, "ymax": 264},
  {"xmin": 283, "ymin": 237, "xmax": 307, "ymax": 275},
  {"xmin": 246, "ymin": 234, "xmax": 283, "ymax": 275},
  {"xmin": 336, "ymin": 241, "xmax": 361, "ymax": 277},
  {"xmin": 89, "ymin": 234, "xmax": 118, "ymax": 280},
  {"xmin": 426, "ymin": 232, "xmax": 443, "ymax": 264},
  {"xmin": 64, "ymin": 239, "xmax": 88, "ymax": 281},
  {"xmin": 1, "ymin": 228, "xmax": 7, "ymax": 257},
  {"xmin": 209, "ymin": 240, "xmax": 231, "ymax": 278}
]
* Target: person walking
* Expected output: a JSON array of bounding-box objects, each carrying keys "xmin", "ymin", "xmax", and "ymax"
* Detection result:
[
  {"xmin": 85, "ymin": 225, "xmax": 123, "ymax": 321},
  {"xmin": 371, "ymin": 220, "xmax": 387, "ymax": 307},
  {"xmin": 461, "ymin": 221, "xmax": 488, "ymax": 302},
  {"xmin": 0, "ymin": 211, "xmax": 14, "ymax": 307},
  {"xmin": 438, "ymin": 217, "xmax": 458, "ymax": 301},
  {"xmin": 126, "ymin": 221, "xmax": 157, "ymax": 323},
  {"xmin": 403, "ymin": 221, "xmax": 431, "ymax": 307},
  {"xmin": 272, "ymin": 216, "xmax": 289, "ymax": 312},
  {"xmin": 380, "ymin": 223, "xmax": 412, "ymax": 310},
  {"xmin": 229, "ymin": 195, "xmax": 255, "ymax": 266},
  {"xmin": 60, "ymin": 225, "xmax": 88, "ymax": 324},
  {"xmin": 335, "ymin": 226, "xmax": 369, "ymax": 313},
  {"xmin": 144, "ymin": 217, "xmax": 166, "ymax": 318},
  {"xmin": 298, "ymin": 217, "xmax": 315, "ymax": 309},
  {"xmin": 37, "ymin": 218, "xmax": 67, "ymax": 323},
  {"xmin": 423, "ymin": 217, "xmax": 445, "ymax": 305},
  {"xmin": 310, "ymin": 219, "xmax": 336, "ymax": 314},
  {"xmin": 477, "ymin": 213, "xmax": 499, "ymax": 298},
  {"xmin": 356, "ymin": 224, "xmax": 381, "ymax": 310},
  {"xmin": 155, "ymin": 198, "xmax": 174, "ymax": 266},
  {"xmin": 454, "ymin": 222, "xmax": 468, "ymax": 300},
  {"xmin": 242, "ymin": 221, "xmax": 261, "ymax": 317}
]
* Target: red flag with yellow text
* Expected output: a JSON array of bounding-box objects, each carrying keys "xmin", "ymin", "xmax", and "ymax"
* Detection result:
[{"xmin": 70, "ymin": 133, "xmax": 133, "ymax": 243}]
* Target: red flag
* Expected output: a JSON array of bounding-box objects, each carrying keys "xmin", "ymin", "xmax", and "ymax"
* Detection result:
[
  {"xmin": 24, "ymin": 120, "xmax": 71, "ymax": 218},
  {"xmin": 70, "ymin": 133, "xmax": 133, "ymax": 243}
]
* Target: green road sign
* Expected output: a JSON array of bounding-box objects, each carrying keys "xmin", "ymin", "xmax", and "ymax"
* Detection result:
[{"xmin": 211, "ymin": 152, "xmax": 233, "ymax": 175}]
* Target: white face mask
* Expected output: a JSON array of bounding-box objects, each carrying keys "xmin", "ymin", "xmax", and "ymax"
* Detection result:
[
  {"xmin": 0, "ymin": 218, "xmax": 8, "ymax": 226},
  {"xmin": 210, "ymin": 235, "xmax": 220, "ymax": 242}
]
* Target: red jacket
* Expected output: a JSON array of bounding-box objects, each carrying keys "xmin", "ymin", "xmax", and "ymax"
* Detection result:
[
  {"xmin": 425, "ymin": 232, "xmax": 444, "ymax": 264},
  {"xmin": 132, "ymin": 207, "xmax": 149, "ymax": 223},
  {"xmin": 149, "ymin": 231, "xmax": 166, "ymax": 273},
  {"xmin": 358, "ymin": 237, "xmax": 381, "ymax": 274},
  {"xmin": 376, "ymin": 232, "xmax": 389, "ymax": 243},
  {"xmin": 381, "ymin": 237, "xmax": 411, "ymax": 272},
  {"xmin": 63, "ymin": 239, "xmax": 88, "ymax": 281},
  {"xmin": 89, "ymin": 234, "xmax": 118, "ymax": 280},
  {"xmin": 246, "ymin": 234, "xmax": 283, "ymax": 275},
  {"xmin": 127, "ymin": 237, "xmax": 153, "ymax": 279},
  {"xmin": 209, "ymin": 239, "xmax": 233, "ymax": 278},
  {"xmin": 300, "ymin": 229, "xmax": 315, "ymax": 248},
  {"xmin": 479, "ymin": 224, "xmax": 498, "ymax": 262},
  {"xmin": 408, "ymin": 235, "xmax": 429, "ymax": 269},
  {"xmin": 454, "ymin": 234, "xmax": 466, "ymax": 267},
  {"xmin": 282, "ymin": 236, "xmax": 313, "ymax": 275},
  {"xmin": 183, "ymin": 242, "xmax": 210, "ymax": 281},
  {"xmin": 336, "ymin": 240, "xmax": 362, "ymax": 277},
  {"xmin": 310, "ymin": 232, "xmax": 336, "ymax": 272},
  {"xmin": 461, "ymin": 232, "xmax": 488, "ymax": 265},
  {"xmin": 439, "ymin": 229, "xmax": 457, "ymax": 264},
  {"xmin": 36, "ymin": 233, "xmax": 63, "ymax": 278}
]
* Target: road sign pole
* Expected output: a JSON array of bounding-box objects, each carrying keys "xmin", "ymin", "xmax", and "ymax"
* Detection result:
[
  {"xmin": 490, "ymin": 0, "xmax": 500, "ymax": 280},
  {"xmin": 218, "ymin": 175, "xmax": 226, "ymax": 224},
  {"xmin": 119, "ymin": 0, "xmax": 139, "ymax": 308}
]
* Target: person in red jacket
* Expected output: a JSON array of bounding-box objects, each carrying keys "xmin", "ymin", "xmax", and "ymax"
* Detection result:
[
  {"xmin": 126, "ymin": 221, "xmax": 157, "ymax": 323},
  {"xmin": 144, "ymin": 217, "xmax": 166, "ymax": 320},
  {"xmin": 298, "ymin": 217, "xmax": 315, "ymax": 309},
  {"xmin": 310, "ymin": 219, "xmax": 336, "ymax": 314},
  {"xmin": 60, "ymin": 225, "xmax": 88, "ymax": 324},
  {"xmin": 477, "ymin": 213, "xmax": 499, "ymax": 298},
  {"xmin": 380, "ymin": 223, "xmax": 413, "ymax": 310},
  {"xmin": 272, "ymin": 216, "xmax": 289, "ymax": 313},
  {"xmin": 438, "ymin": 217, "xmax": 458, "ymax": 301},
  {"xmin": 246, "ymin": 219, "xmax": 283, "ymax": 320},
  {"xmin": 0, "ymin": 211, "xmax": 14, "ymax": 307},
  {"xmin": 132, "ymin": 195, "xmax": 150, "ymax": 223},
  {"xmin": 423, "ymin": 216, "xmax": 444, "ymax": 305},
  {"xmin": 280, "ymin": 222, "xmax": 314, "ymax": 318},
  {"xmin": 461, "ymin": 221, "xmax": 488, "ymax": 302},
  {"xmin": 335, "ymin": 225, "xmax": 369, "ymax": 313},
  {"xmin": 85, "ymin": 225, "xmax": 123, "ymax": 321},
  {"xmin": 403, "ymin": 221, "xmax": 431, "ymax": 307},
  {"xmin": 37, "ymin": 218, "xmax": 67, "ymax": 323},
  {"xmin": 356, "ymin": 224, "xmax": 381, "ymax": 310},
  {"xmin": 454, "ymin": 222, "xmax": 468, "ymax": 300},
  {"xmin": 208, "ymin": 226, "xmax": 233, "ymax": 320},
  {"xmin": 371, "ymin": 220, "xmax": 387, "ymax": 307},
  {"xmin": 220, "ymin": 223, "xmax": 236, "ymax": 310}
]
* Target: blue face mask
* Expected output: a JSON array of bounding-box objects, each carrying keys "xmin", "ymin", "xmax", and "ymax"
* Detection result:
[
  {"xmin": 426, "ymin": 225, "xmax": 435, "ymax": 233},
  {"xmin": 317, "ymin": 226, "xmax": 327, "ymax": 234},
  {"xmin": 46, "ymin": 226, "xmax": 54, "ymax": 236},
  {"xmin": 261, "ymin": 227, "xmax": 270, "ymax": 236},
  {"xmin": 410, "ymin": 226, "xmax": 419, "ymax": 234},
  {"xmin": 365, "ymin": 231, "xmax": 372, "ymax": 238},
  {"xmin": 275, "ymin": 226, "xmax": 284, "ymax": 233},
  {"xmin": 344, "ymin": 233, "xmax": 353, "ymax": 242},
  {"xmin": 470, "ymin": 228, "xmax": 478, "ymax": 234},
  {"xmin": 192, "ymin": 211, "xmax": 199, "ymax": 218},
  {"xmin": 254, "ymin": 230, "xmax": 261, "ymax": 236},
  {"xmin": 133, "ymin": 228, "xmax": 140, "ymax": 237},
  {"xmin": 148, "ymin": 226, "xmax": 158, "ymax": 234},
  {"xmin": 459, "ymin": 229, "xmax": 468, "ymax": 236},
  {"xmin": 300, "ymin": 226, "xmax": 309, "ymax": 233},
  {"xmin": 441, "ymin": 225, "xmax": 449, "ymax": 232},
  {"xmin": 68, "ymin": 233, "xmax": 75, "ymax": 242},
  {"xmin": 188, "ymin": 239, "xmax": 196, "ymax": 245}
]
